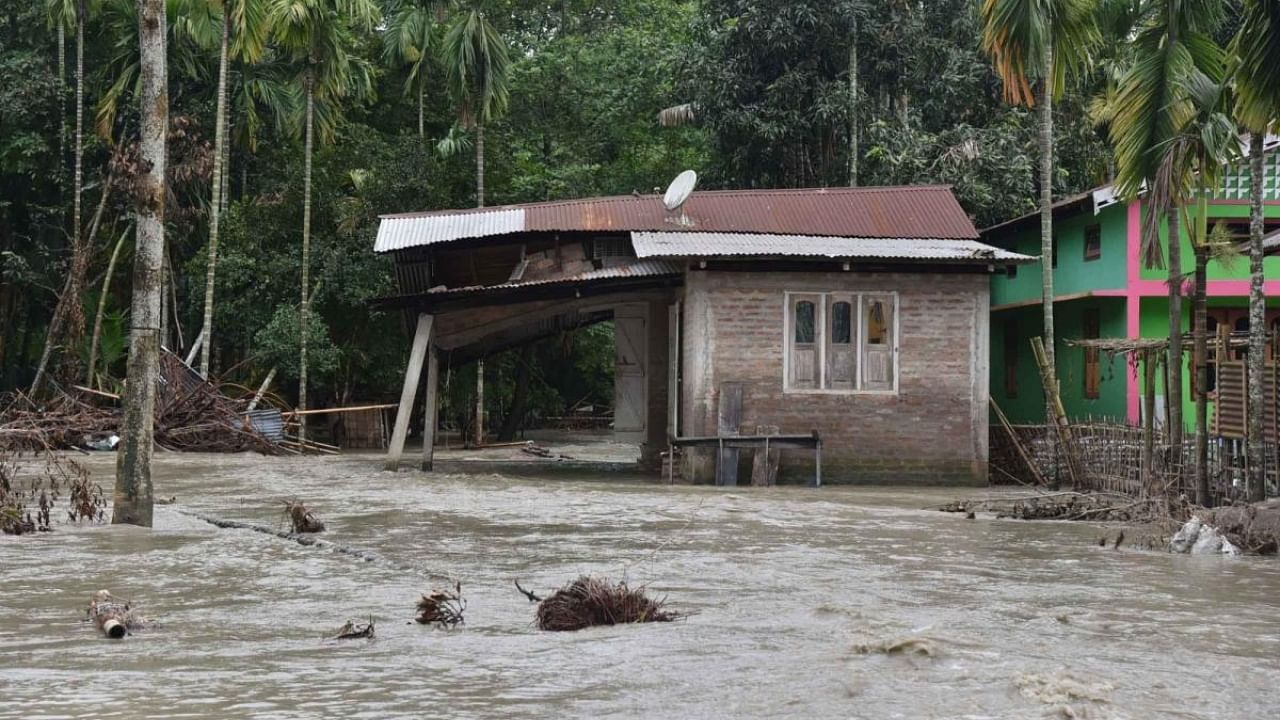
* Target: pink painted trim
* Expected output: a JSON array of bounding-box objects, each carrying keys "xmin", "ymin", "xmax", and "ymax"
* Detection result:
[
  {"xmin": 1126, "ymin": 201, "xmax": 1142, "ymax": 423},
  {"xmin": 1092, "ymin": 289, "xmax": 1128, "ymax": 297},
  {"xmin": 1131, "ymin": 279, "xmax": 1280, "ymax": 297}
]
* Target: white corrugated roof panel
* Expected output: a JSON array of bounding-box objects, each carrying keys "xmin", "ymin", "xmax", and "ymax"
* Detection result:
[
  {"xmin": 631, "ymin": 231, "xmax": 1035, "ymax": 263},
  {"xmin": 375, "ymin": 209, "xmax": 525, "ymax": 252}
]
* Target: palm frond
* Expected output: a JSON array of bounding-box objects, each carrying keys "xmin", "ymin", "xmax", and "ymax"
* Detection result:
[{"xmin": 1233, "ymin": 0, "xmax": 1280, "ymax": 132}]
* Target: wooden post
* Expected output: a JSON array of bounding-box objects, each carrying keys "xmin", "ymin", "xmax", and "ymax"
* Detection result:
[
  {"xmin": 474, "ymin": 359, "xmax": 485, "ymax": 446},
  {"xmin": 246, "ymin": 367, "xmax": 276, "ymax": 412},
  {"xmin": 385, "ymin": 313, "xmax": 433, "ymax": 471},
  {"xmin": 1142, "ymin": 349, "xmax": 1157, "ymax": 497},
  {"xmin": 813, "ymin": 436, "xmax": 822, "ymax": 487},
  {"xmin": 421, "ymin": 349, "xmax": 439, "ymax": 472}
]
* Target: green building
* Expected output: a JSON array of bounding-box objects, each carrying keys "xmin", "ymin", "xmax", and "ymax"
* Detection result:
[{"xmin": 983, "ymin": 139, "xmax": 1280, "ymax": 429}]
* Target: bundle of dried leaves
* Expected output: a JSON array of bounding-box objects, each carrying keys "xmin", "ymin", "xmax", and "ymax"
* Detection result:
[
  {"xmin": 415, "ymin": 583, "xmax": 466, "ymax": 628},
  {"xmin": 534, "ymin": 576, "xmax": 678, "ymax": 632}
]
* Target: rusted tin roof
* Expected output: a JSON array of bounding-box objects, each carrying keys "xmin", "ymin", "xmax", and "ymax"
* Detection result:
[
  {"xmin": 631, "ymin": 232, "xmax": 1035, "ymax": 263},
  {"xmin": 374, "ymin": 186, "xmax": 977, "ymax": 252}
]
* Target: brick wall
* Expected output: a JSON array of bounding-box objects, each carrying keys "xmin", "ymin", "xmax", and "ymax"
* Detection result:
[{"xmin": 680, "ymin": 270, "xmax": 989, "ymax": 484}]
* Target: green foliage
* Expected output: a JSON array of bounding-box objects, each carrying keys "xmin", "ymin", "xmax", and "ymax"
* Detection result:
[{"xmin": 255, "ymin": 303, "xmax": 341, "ymax": 382}]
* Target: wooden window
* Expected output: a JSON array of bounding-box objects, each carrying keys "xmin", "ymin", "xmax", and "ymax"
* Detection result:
[
  {"xmin": 785, "ymin": 292, "xmax": 896, "ymax": 393},
  {"xmin": 1006, "ymin": 264, "xmax": 1018, "ymax": 278},
  {"xmin": 1004, "ymin": 319, "xmax": 1019, "ymax": 399},
  {"xmin": 1204, "ymin": 315, "xmax": 1219, "ymax": 394},
  {"xmin": 1083, "ymin": 309, "xmax": 1101, "ymax": 399},
  {"xmin": 826, "ymin": 296, "xmax": 856, "ymax": 391},
  {"xmin": 1270, "ymin": 317, "xmax": 1280, "ymax": 360},
  {"xmin": 788, "ymin": 295, "xmax": 820, "ymax": 390},
  {"xmin": 1083, "ymin": 225, "xmax": 1102, "ymax": 261}
]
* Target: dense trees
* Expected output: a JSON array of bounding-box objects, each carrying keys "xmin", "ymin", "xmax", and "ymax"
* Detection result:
[{"xmin": 0, "ymin": 0, "xmax": 1273, "ymax": 457}]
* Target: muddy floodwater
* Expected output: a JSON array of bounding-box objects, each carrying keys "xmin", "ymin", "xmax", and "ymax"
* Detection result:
[{"xmin": 3, "ymin": 450, "xmax": 1280, "ymax": 719}]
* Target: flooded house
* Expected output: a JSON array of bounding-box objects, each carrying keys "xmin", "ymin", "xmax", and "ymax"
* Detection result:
[
  {"xmin": 983, "ymin": 137, "xmax": 1280, "ymax": 437},
  {"xmin": 373, "ymin": 183, "xmax": 1032, "ymax": 484}
]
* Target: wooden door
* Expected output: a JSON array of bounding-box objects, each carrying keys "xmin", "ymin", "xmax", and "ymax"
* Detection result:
[
  {"xmin": 826, "ymin": 294, "xmax": 856, "ymax": 391},
  {"xmin": 614, "ymin": 306, "xmax": 647, "ymax": 437}
]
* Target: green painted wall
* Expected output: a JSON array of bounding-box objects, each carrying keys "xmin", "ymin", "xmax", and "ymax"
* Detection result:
[
  {"xmin": 990, "ymin": 298, "xmax": 1127, "ymax": 424},
  {"xmin": 988, "ymin": 202, "xmax": 1128, "ymax": 308},
  {"xmin": 1138, "ymin": 201, "xmax": 1280, "ymax": 283}
]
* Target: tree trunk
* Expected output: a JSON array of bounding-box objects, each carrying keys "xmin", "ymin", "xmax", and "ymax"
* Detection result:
[
  {"xmin": 1193, "ymin": 244, "xmax": 1209, "ymax": 505},
  {"xmin": 87, "ymin": 227, "xmax": 128, "ymax": 388},
  {"xmin": 1038, "ymin": 42, "xmax": 1057, "ymax": 422},
  {"xmin": 418, "ymin": 72, "xmax": 425, "ymax": 139},
  {"xmin": 74, "ymin": 3, "xmax": 84, "ymax": 258},
  {"xmin": 847, "ymin": 27, "xmax": 858, "ymax": 187},
  {"xmin": 199, "ymin": 9, "xmax": 230, "ymax": 377},
  {"xmin": 1246, "ymin": 132, "xmax": 1267, "ymax": 502},
  {"xmin": 1167, "ymin": 208, "xmax": 1183, "ymax": 447},
  {"xmin": 114, "ymin": 0, "xmax": 167, "ymax": 528},
  {"xmin": 298, "ymin": 76, "xmax": 314, "ymax": 442},
  {"xmin": 498, "ymin": 345, "xmax": 533, "ymax": 442},
  {"xmin": 31, "ymin": 175, "xmax": 112, "ymax": 395},
  {"xmin": 476, "ymin": 121, "xmax": 485, "ymax": 208},
  {"xmin": 57, "ymin": 25, "xmax": 66, "ymax": 197}
]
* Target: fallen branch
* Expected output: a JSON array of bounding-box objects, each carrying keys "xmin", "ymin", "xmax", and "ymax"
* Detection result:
[
  {"xmin": 334, "ymin": 617, "xmax": 375, "ymax": 640},
  {"xmin": 514, "ymin": 579, "xmax": 542, "ymax": 603}
]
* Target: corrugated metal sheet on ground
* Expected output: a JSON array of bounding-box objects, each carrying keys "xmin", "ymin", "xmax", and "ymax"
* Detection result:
[
  {"xmin": 374, "ymin": 186, "xmax": 978, "ymax": 252},
  {"xmin": 422, "ymin": 259, "xmax": 682, "ymax": 297},
  {"xmin": 630, "ymin": 231, "xmax": 1035, "ymax": 262},
  {"xmin": 246, "ymin": 409, "xmax": 285, "ymax": 443}
]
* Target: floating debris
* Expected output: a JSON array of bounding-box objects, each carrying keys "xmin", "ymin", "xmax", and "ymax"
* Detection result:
[
  {"xmin": 87, "ymin": 590, "xmax": 140, "ymax": 639},
  {"xmin": 334, "ymin": 617, "xmax": 375, "ymax": 640},
  {"xmin": 534, "ymin": 576, "xmax": 678, "ymax": 632},
  {"xmin": 415, "ymin": 583, "xmax": 465, "ymax": 628},
  {"xmin": 285, "ymin": 501, "xmax": 325, "ymax": 534}
]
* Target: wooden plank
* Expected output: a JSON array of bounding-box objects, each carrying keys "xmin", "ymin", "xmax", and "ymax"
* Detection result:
[
  {"xmin": 421, "ymin": 350, "xmax": 439, "ymax": 472},
  {"xmin": 385, "ymin": 313, "xmax": 434, "ymax": 471},
  {"xmin": 716, "ymin": 382, "xmax": 743, "ymax": 486}
]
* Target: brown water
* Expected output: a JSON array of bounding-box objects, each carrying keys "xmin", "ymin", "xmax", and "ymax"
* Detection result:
[{"xmin": 3, "ymin": 452, "xmax": 1279, "ymax": 719}]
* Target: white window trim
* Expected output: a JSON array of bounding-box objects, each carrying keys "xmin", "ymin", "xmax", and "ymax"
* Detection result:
[{"xmin": 782, "ymin": 290, "xmax": 899, "ymax": 395}]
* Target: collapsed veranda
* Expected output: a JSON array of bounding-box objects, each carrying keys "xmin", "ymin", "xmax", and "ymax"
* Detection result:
[{"xmin": 373, "ymin": 186, "xmax": 1032, "ymax": 484}]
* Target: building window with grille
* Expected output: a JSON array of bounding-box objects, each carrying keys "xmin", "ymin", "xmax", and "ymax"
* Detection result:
[
  {"xmin": 1083, "ymin": 309, "xmax": 1101, "ymax": 399},
  {"xmin": 785, "ymin": 292, "xmax": 897, "ymax": 393},
  {"xmin": 1083, "ymin": 224, "xmax": 1102, "ymax": 261}
]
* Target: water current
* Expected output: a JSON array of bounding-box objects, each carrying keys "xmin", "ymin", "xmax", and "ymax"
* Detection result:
[{"xmin": 2, "ymin": 451, "xmax": 1278, "ymax": 719}]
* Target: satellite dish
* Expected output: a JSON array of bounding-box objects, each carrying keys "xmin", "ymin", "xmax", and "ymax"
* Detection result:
[{"xmin": 663, "ymin": 170, "xmax": 698, "ymax": 211}]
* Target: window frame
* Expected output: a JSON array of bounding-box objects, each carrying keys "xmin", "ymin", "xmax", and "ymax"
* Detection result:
[
  {"xmin": 1082, "ymin": 308, "xmax": 1101, "ymax": 399},
  {"xmin": 1083, "ymin": 224, "xmax": 1102, "ymax": 262},
  {"xmin": 783, "ymin": 290, "xmax": 899, "ymax": 395}
]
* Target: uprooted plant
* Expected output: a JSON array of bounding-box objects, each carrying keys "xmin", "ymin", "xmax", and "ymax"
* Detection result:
[
  {"xmin": 415, "ymin": 582, "xmax": 466, "ymax": 628},
  {"xmin": 532, "ymin": 575, "xmax": 679, "ymax": 632},
  {"xmin": 1, "ymin": 447, "xmax": 103, "ymax": 533}
]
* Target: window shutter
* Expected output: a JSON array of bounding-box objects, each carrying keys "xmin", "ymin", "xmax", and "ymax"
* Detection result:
[
  {"xmin": 789, "ymin": 295, "xmax": 820, "ymax": 390},
  {"xmin": 826, "ymin": 294, "xmax": 856, "ymax": 390},
  {"xmin": 861, "ymin": 295, "xmax": 895, "ymax": 391}
]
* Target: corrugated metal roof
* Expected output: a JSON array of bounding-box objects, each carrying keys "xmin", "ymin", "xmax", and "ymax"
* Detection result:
[
  {"xmin": 631, "ymin": 232, "xmax": 1035, "ymax": 263},
  {"xmin": 423, "ymin": 259, "xmax": 682, "ymax": 297},
  {"xmin": 376, "ymin": 208, "xmax": 524, "ymax": 251},
  {"xmin": 374, "ymin": 186, "xmax": 978, "ymax": 252}
]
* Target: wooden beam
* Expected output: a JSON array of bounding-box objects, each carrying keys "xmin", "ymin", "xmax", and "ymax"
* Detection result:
[
  {"xmin": 385, "ymin": 313, "xmax": 434, "ymax": 471},
  {"xmin": 286, "ymin": 403, "xmax": 397, "ymax": 416},
  {"xmin": 421, "ymin": 349, "xmax": 439, "ymax": 472}
]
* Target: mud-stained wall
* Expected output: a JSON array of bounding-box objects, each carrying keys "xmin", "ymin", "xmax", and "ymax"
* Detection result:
[{"xmin": 680, "ymin": 270, "xmax": 990, "ymax": 485}]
